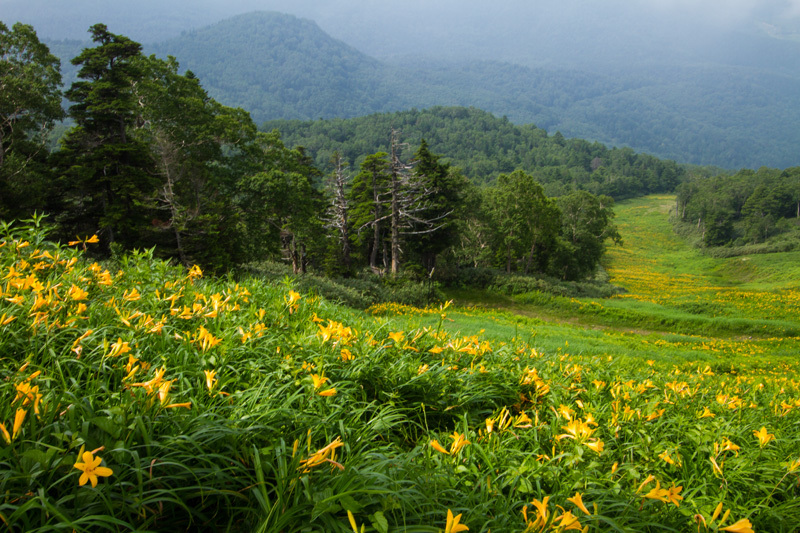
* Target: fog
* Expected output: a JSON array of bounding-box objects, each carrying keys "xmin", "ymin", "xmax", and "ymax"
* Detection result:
[{"xmin": 3, "ymin": 0, "xmax": 799, "ymax": 71}]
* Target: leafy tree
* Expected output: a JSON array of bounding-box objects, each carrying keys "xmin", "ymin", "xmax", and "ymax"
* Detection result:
[
  {"xmin": 133, "ymin": 54, "xmax": 256, "ymax": 268},
  {"xmin": 551, "ymin": 191, "xmax": 621, "ymax": 280},
  {"xmin": 237, "ymin": 131, "xmax": 324, "ymax": 274},
  {"xmin": 489, "ymin": 170, "xmax": 561, "ymax": 274},
  {"xmin": 0, "ymin": 22, "xmax": 63, "ymax": 218},
  {"xmin": 452, "ymin": 185, "xmax": 494, "ymax": 268},
  {"xmin": 54, "ymin": 24, "xmax": 155, "ymax": 249}
]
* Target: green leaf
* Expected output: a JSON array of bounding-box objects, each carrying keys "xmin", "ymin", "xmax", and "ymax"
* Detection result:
[
  {"xmin": 370, "ymin": 511, "xmax": 389, "ymax": 533},
  {"xmin": 91, "ymin": 416, "xmax": 122, "ymax": 439}
]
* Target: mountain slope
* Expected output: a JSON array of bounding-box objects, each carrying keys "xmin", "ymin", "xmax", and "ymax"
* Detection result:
[
  {"xmin": 150, "ymin": 12, "xmax": 395, "ymax": 120},
  {"xmin": 264, "ymin": 106, "xmax": 684, "ymax": 199},
  {"xmin": 41, "ymin": 11, "xmax": 800, "ymax": 169}
]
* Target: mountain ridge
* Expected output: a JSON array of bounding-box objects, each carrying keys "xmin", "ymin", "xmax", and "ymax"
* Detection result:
[{"xmin": 39, "ymin": 10, "xmax": 800, "ymax": 169}]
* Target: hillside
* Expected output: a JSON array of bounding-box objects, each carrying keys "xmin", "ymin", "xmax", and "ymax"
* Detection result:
[
  {"xmin": 264, "ymin": 106, "xmax": 684, "ymax": 198},
  {"xmin": 37, "ymin": 11, "xmax": 800, "ymax": 169},
  {"xmin": 150, "ymin": 12, "xmax": 394, "ymax": 121},
  {"xmin": 2, "ymin": 199, "xmax": 799, "ymax": 531}
]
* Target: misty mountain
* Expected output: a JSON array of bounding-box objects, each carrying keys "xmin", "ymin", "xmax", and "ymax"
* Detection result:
[
  {"xmin": 151, "ymin": 12, "xmax": 394, "ymax": 121},
  {"xmin": 139, "ymin": 12, "xmax": 799, "ymax": 169},
  {"xmin": 14, "ymin": 6, "xmax": 800, "ymax": 169}
]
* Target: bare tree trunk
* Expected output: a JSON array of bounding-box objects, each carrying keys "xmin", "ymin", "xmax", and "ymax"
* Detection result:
[
  {"xmin": 370, "ymin": 203, "xmax": 380, "ymax": 270},
  {"xmin": 333, "ymin": 156, "xmax": 352, "ymax": 269},
  {"xmin": 391, "ymin": 167, "xmax": 400, "ymax": 276},
  {"xmin": 389, "ymin": 129, "xmax": 407, "ymax": 276}
]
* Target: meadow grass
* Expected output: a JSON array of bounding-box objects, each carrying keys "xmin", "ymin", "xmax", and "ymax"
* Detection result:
[{"xmin": 1, "ymin": 206, "xmax": 799, "ymax": 532}]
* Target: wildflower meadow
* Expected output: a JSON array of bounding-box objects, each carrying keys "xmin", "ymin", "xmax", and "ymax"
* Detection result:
[{"xmin": 1, "ymin": 202, "xmax": 799, "ymax": 532}]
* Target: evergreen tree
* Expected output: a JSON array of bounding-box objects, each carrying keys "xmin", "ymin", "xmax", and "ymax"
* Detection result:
[
  {"xmin": 349, "ymin": 152, "xmax": 390, "ymax": 271},
  {"xmin": 407, "ymin": 139, "xmax": 470, "ymax": 274},
  {"xmin": 54, "ymin": 24, "xmax": 155, "ymax": 249}
]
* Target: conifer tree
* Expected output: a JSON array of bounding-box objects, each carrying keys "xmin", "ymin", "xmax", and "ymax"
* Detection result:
[{"xmin": 55, "ymin": 24, "xmax": 155, "ymax": 248}]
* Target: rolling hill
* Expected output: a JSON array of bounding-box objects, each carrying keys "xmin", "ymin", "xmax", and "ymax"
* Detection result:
[{"xmin": 40, "ymin": 11, "xmax": 800, "ymax": 169}]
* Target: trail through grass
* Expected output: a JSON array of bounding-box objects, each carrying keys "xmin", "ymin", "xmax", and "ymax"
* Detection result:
[{"xmin": 435, "ymin": 195, "xmax": 800, "ymax": 368}]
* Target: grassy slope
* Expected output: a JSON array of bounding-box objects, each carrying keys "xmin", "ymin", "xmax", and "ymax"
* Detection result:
[
  {"xmin": 435, "ymin": 195, "xmax": 800, "ymax": 368},
  {"xmin": 2, "ymin": 201, "xmax": 800, "ymax": 532}
]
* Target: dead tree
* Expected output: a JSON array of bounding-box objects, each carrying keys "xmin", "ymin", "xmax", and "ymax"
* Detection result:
[{"xmin": 323, "ymin": 151, "xmax": 352, "ymax": 270}]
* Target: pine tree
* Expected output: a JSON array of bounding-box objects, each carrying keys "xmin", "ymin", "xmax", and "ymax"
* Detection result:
[{"xmin": 55, "ymin": 24, "xmax": 155, "ymax": 249}]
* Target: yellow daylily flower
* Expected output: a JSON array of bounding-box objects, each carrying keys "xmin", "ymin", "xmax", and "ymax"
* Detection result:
[
  {"xmin": 523, "ymin": 496, "xmax": 550, "ymax": 530},
  {"xmin": 585, "ymin": 440, "xmax": 604, "ymax": 453},
  {"xmin": 12, "ymin": 408, "xmax": 26, "ymax": 440},
  {"xmin": 666, "ymin": 485, "xmax": 683, "ymax": 507},
  {"xmin": 444, "ymin": 509, "xmax": 469, "ymax": 533},
  {"xmin": 659, "ymin": 450, "xmax": 676, "ymax": 465},
  {"xmin": 698, "ymin": 406, "xmax": 715, "ymax": 418},
  {"xmin": 285, "ymin": 290, "xmax": 301, "ymax": 307},
  {"xmin": 164, "ymin": 402, "xmax": 192, "ymax": 409},
  {"xmin": 74, "ymin": 450, "xmax": 113, "ymax": 488},
  {"xmin": 347, "ymin": 510, "xmax": 365, "ymax": 533},
  {"xmin": 298, "ymin": 436, "xmax": 344, "ymax": 472},
  {"xmin": 636, "ymin": 474, "xmax": 656, "ymax": 493},
  {"xmin": 753, "ymin": 426, "xmax": 774, "ymax": 448},
  {"xmin": 449, "ymin": 431, "xmax": 471, "ymax": 454},
  {"xmin": 554, "ymin": 509, "xmax": 583, "ymax": 531},
  {"xmin": 721, "ymin": 518, "xmax": 754, "ymax": 533},
  {"xmin": 567, "ymin": 492, "xmax": 591, "ymax": 515},
  {"xmin": 430, "ymin": 439, "xmax": 450, "ymax": 455},
  {"xmin": 204, "ymin": 369, "xmax": 217, "ymax": 391},
  {"xmin": 644, "ymin": 481, "xmax": 669, "ymax": 503},
  {"xmin": 311, "ymin": 373, "xmax": 328, "ymax": 389}
]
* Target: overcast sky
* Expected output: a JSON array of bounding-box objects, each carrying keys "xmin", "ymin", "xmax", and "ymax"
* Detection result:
[
  {"xmin": 3, "ymin": 0, "xmax": 800, "ymax": 69},
  {"xmin": 4, "ymin": 0, "xmax": 800, "ymax": 39}
]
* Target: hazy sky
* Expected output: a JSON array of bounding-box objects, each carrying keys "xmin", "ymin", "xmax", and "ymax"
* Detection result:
[
  {"xmin": 4, "ymin": 0, "xmax": 800, "ymax": 41},
  {"xmin": 3, "ymin": 0, "xmax": 800, "ymax": 69}
]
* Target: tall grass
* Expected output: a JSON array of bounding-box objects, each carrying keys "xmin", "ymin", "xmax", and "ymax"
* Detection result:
[{"xmin": 1, "ymin": 213, "xmax": 799, "ymax": 532}]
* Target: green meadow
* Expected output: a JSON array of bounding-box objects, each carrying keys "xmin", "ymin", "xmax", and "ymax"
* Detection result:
[
  {"xmin": 426, "ymin": 195, "xmax": 800, "ymax": 367},
  {"xmin": 1, "ymin": 198, "xmax": 799, "ymax": 532}
]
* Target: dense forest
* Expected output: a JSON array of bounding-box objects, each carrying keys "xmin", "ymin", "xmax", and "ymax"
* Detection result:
[
  {"xmin": 265, "ymin": 107, "xmax": 685, "ymax": 199},
  {"xmin": 1, "ymin": 21, "xmax": 633, "ymax": 286},
  {"xmin": 39, "ymin": 11, "xmax": 800, "ymax": 170}
]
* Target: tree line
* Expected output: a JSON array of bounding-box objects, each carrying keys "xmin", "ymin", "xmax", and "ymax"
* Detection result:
[
  {"xmin": 675, "ymin": 167, "xmax": 800, "ymax": 248},
  {"xmin": 3, "ymin": 22, "xmax": 628, "ymax": 282}
]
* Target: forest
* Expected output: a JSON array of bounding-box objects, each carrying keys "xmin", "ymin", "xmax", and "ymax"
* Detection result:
[
  {"xmin": 2, "ymin": 21, "xmax": 663, "ymax": 289},
  {"xmin": 675, "ymin": 166, "xmax": 800, "ymax": 253}
]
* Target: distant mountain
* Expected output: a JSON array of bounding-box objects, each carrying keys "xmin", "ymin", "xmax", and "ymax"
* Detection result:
[
  {"xmin": 150, "ymin": 12, "xmax": 395, "ymax": 121},
  {"xmin": 264, "ymin": 106, "xmax": 685, "ymax": 200},
  {"xmin": 41, "ymin": 11, "xmax": 800, "ymax": 169}
]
